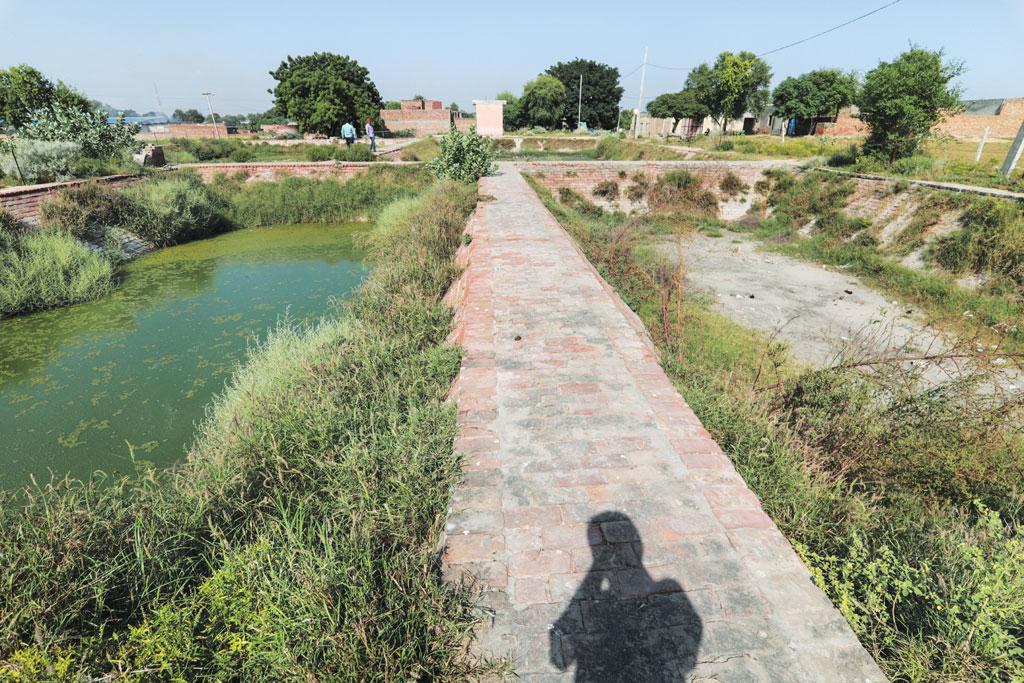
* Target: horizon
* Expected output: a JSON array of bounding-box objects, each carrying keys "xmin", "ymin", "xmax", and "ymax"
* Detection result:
[{"xmin": 1, "ymin": 0, "xmax": 1022, "ymax": 116}]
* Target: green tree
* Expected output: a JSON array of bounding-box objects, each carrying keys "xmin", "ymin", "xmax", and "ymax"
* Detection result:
[
  {"xmin": 173, "ymin": 108, "xmax": 206, "ymax": 123},
  {"xmin": 428, "ymin": 128, "xmax": 495, "ymax": 181},
  {"xmin": 0, "ymin": 65, "xmax": 90, "ymax": 130},
  {"xmin": 647, "ymin": 89, "xmax": 709, "ymax": 127},
  {"xmin": 22, "ymin": 103, "xmax": 139, "ymax": 158},
  {"xmin": 772, "ymin": 69, "xmax": 858, "ymax": 120},
  {"xmin": 685, "ymin": 52, "xmax": 772, "ymax": 132},
  {"xmin": 545, "ymin": 59, "xmax": 623, "ymax": 130},
  {"xmin": 520, "ymin": 76, "xmax": 566, "ymax": 129},
  {"xmin": 857, "ymin": 47, "xmax": 963, "ymax": 162},
  {"xmin": 497, "ymin": 90, "xmax": 523, "ymax": 130},
  {"xmin": 269, "ymin": 53, "xmax": 382, "ymax": 137},
  {"xmin": 382, "ymin": 101, "xmax": 401, "ymax": 110}
]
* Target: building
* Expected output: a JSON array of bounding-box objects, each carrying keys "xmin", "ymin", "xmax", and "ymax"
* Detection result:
[
  {"xmin": 818, "ymin": 98, "xmax": 1024, "ymax": 139},
  {"xmin": 380, "ymin": 99, "xmax": 454, "ymax": 136}
]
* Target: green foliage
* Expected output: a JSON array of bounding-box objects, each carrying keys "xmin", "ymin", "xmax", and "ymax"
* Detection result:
[
  {"xmin": 428, "ymin": 128, "xmax": 496, "ymax": 182},
  {"xmin": 0, "ymin": 139, "xmax": 81, "ymax": 183},
  {"xmin": 269, "ymin": 52, "xmax": 382, "ymax": 137},
  {"xmin": 22, "ymin": 103, "xmax": 140, "ymax": 158},
  {"xmin": 496, "ymin": 90, "xmax": 524, "ymax": 130},
  {"xmin": 302, "ymin": 143, "xmax": 375, "ymax": 162},
  {"xmin": 226, "ymin": 166, "xmax": 433, "ymax": 226},
  {"xmin": 646, "ymin": 89, "xmax": 708, "ymax": 124},
  {"xmin": 0, "ymin": 182, "xmax": 499, "ymax": 680},
  {"xmin": 39, "ymin": 181, "xmax": 136, "ymax": 238},
  {"xmin": 0, "ymin": 65, "xmax": 90, "ymax": 131},
  {"xmin": 399, "ymin": 137, "xmax": 441, "ymax": 162},
  {"xmin": 0, "ymin": 230, "xmax": 114, "ymax": 317},
  {"xmin": 858, "ymin": 47, "xmax": 963, "ymax": 162},
  {"xmin": 545, "ymin": 59, "xmax": 624, "ymax": 130},
  {"xmin": 122, "ymin": 173, "xmax": 231, "ymax": 245},
  {"xmin": 520, "ymin": 75, "xmax": 568, "ymax": 129},
  {"xmin": 647, "ymin": 170, "xmax": 718, "ymax": 215},
  {"xmin": 932, "ymin": 197, "xmax": 1024, "ymax": 285},
  {"xmin": 593, "ymin": 136, "xmax": 686, "ymax": 161},
  {"xmin": 719, "ymin": 171, "xmax": 748, "ymax": 196},
  {"xmin": 772, "ymin": 69, "xmax": 859, "ymax": 120},
  {"xmin": 685, "ymin": 52, "xmax": 772, "ymax": 132},
  {"xmin": 592, "ymin": 179, "xmax": 619, "ymax": 200},
  {"xmin": 558, "ymin": 187, "xmax": 603, "ymax": 217},
  {"xmin": 172, "ymin": 108, "xmax": 206, "ymax": 123}
]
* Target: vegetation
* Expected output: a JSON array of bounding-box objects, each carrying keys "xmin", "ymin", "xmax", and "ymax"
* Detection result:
[
  {"xmin": 857, "ymin": 47, "xmax": 963, "ymax": 162},
  {"xmin": 269, "ymin": 52, "xmax": 382, "ymax": 137},
  {"xmin": 646, "ymin": 90, "xmax": 708, "ymax": 129},
  {"xmin": 772, "ymin": 69, "xmax": 859, "ymax": 121},
  {"xmin": 527, "ymin": 176, "xmax": 1024, "ymax": 682},
  {"xmin": 593, "ymin": 136, "xmax": 687, "ymax": 161},
  {"xmin": 428, "ymin": 128, "xmax": 496, "ymax": 182},
  {"xmin": 520, "ymin": 75, "xmax": 567, "ymax": 129},
  {"xmin": 684, "ymin": 51, "xmax": 772, "ymax": 132},
  {"xmin": 0, "ymin": 222, "xmax": 115, "ymax": 317},
  {"xmin": 0, "ymin": 180, "xmax": 503, "ymax": 680},
  {"xmin": 21, "ymin": 102, "xmax": 139, "ymax": 159},
  {"xmin": 0, "ymin": 139, "xmax": 82, "ymax": 183},
  {"xmin": 545, "ymin": 59, "xmax": 624, "ymax": 130},
  {"xmin": 399, "ymin": 137, "xmax": 441, "ymax": 162},
  {"xmin": 171, "ymin": 108, "xmax": 205, "ymax": 123},
  {"xmin": 0, "ymin": 65, "xmax": 90, "ymax": 130}
]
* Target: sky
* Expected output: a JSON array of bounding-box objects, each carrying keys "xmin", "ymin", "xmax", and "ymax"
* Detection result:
[{"xmin": 1, "ymin": 0, "xmax": 1022, "ymax": 116}]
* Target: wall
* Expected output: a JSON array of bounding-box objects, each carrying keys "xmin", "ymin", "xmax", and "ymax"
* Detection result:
[
  {"xmin": 380, "ymin": 108, "xmax": 452, "ymax": 136},
  {"xmin": 0, "ymin": 175, "xmax": 140, "ymax": 223},
  {"xmin": 518, "ymin": 160, "xmax": 799, "ymax": 217},
  {"xmin": 819, "ymin": 100, "xmax": 1024, "ymax": 139},
  {"xmin": 261, "ymin": 124, "xmax": 300, "ymax": 135},
  {"xmin": 473, "ymin": 100, "xmax": 504, "ymax": 137},
  {"xmin": 139, "ymin": 122, "xmax": 241, "ymax": 139}
]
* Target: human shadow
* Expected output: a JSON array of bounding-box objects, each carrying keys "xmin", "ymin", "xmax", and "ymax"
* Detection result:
[{"xmin": 549, "ymin": 511, "xmax": 703, "ymax": 681}]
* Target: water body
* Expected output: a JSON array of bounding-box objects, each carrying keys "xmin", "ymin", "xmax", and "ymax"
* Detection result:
[{"xmin": 0, "ymin": 223, "xmax": 370, "ymax": 487}]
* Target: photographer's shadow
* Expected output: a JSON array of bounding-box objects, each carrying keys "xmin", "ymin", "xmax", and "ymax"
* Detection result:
[{"xmin": 549, "ymin": 511, "xmax": 702, "ymax": 682}]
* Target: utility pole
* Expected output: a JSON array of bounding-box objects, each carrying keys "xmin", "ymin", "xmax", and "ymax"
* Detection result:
[
  {"xmin": 974, "ymin": 126, "xmax": 989, "ymax": 162},
  {"xmin": 577, "ymin": 74, "xmax": 583, "ymax": 131},
  {"xmin": 1001, "ymin": 121, "xmax": 1024, "ymax": 177},
  {"xmin": 202, "ymin": 92, "xmax": 220, "ymax": 138},
  {"xmin": 633, "ymin": 47, "xmax": 648, "ymax": 139},
  {"xmin": 153, "ymin": 83, "xmax": 164, "ymax": 113}
]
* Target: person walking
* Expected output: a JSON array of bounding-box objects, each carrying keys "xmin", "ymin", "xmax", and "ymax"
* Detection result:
[
  {"xmin": 341, "ymin": 121, "xmax": 356, "ymax": 147},
  {"xmin": 365, "ymin": 118, "xmax": 376, "ymax": 152}
]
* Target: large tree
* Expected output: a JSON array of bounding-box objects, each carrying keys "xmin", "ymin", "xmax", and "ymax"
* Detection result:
[
  {"xmin": 684, "ymin": 51, "xmax": 772, "ymax": 132},
  {"xmin": 497, "ymin": 90, "xmax": 524, "ymax": 130},
  {"xmin": 772, "ymin": 69, "xmax": 858, "ymax": 121},
  {"xmin": 520, "ymin": 76, "xmax": 567, "ymax": 129},
  {"xmin": 269, "ymin": 53, "xmax": 381, "ymax": 136},
  {"xmin": 0, "ymin": 65, "xmax": 90, "ymax": 130},
  {"xmin": 857, "ymin": 47, "xmax": 963, "ymax": 162},
  {"xmin": 172, "ymin": 108, "xmax": 206, "ymax": 123},
  {"xmin": 647, "ymin": 89, "xmax": 709, "ymax": 126},
  {"xmin": 545, "ymin": 59, "xmax": 623, "ymax": 130}
]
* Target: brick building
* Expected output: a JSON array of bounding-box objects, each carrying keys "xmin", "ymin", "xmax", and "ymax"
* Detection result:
[
  {"xmin": 380, "ymin": 98, "xmax": 454, "ymax": 136},
  {"xmin": 817, "ymin": 98, "xmax": 1024, "ymax": 139}
]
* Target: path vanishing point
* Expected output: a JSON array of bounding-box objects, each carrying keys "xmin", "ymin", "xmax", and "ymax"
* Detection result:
[{"xmin": 443, "ymin": 163, "xmax": 888, "ymax": 682}]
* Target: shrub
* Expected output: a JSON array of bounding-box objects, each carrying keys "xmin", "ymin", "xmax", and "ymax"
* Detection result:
[
  {"xmin": 717, "ymin": 139, "xmax": 734, "ymax": 151},
  {"xmin": 719, "ymin": 171, "xmax": 749, "ymax": 196},
  {"xmin": 228, "ymin": 146, "xmax": 255, "ymax": 162},
  {"xmin": 0, "ymin": 139, "xmax": 82, "ymax": 184},
  {"xmin": 39, "ymin": 182, "xmax": 142, "ymax": 239},
  {"xmin": 428, "ymin": 128, "xmax": 495, "ymax": 181},
  {"xmin": 932, "ymin": 197, "xmax": 1024, "ymax": 285},
  {"xmin": 592, "ymin": 180, "xmax": 619, "ymax": 200},
  {"xmin": 647, "ymin": 170, "xmax": 718, "ymax": 215},
  {"xmin": 558, "ymin": 187, "xmax": 604, "ymax": 217},
  {"xmin": 0, "ymin": 208, "xmax": 21, "ymax": 237},
  {"xmin": 342, "ymin": 143, "xmax": 374, "ymax": 162},
  {"xmin": 22, "ymin": 104, "xmax": 140, "ymax": 159},
  {"xmin": 827, "ymin": 145, "xmax": 858, "ymax": 167},
  {"xmin": 0, "ymin": 230, "xmax": 114, "ymax": 316},
  {"xmin": 123, "ymin": 173, "xmax": 231, "ymax": 245}
]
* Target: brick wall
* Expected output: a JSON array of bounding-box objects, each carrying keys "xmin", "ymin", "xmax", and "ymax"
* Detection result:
[
  {"xmin": 518, "ymin": 160, "xmax": 799, "ymax": 216},
  {"xmin": 0, "ymin": 175, "xmax": 140, "ymax": 223},
  {"xmin": 380, "ymin": 108, "xmax": 453, "ymax": 136},
  {"xmin": 815, "ymin": 112, "xmax": 869, "ymax": 137},
  {"xmin": 818, "ymin": 100, "xmax": 1024, "ymax": 140}
]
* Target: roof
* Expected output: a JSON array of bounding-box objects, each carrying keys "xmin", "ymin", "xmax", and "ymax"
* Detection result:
[
  {"xmin": 962, "ymin": 99, "xmax": 1004, "ymax": 116},
  {"xmin": 107, "ymin": 114, "xmax": 171, "ymax": 125}
]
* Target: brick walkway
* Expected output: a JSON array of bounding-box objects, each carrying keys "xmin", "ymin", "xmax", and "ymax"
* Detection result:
[{"xmin": 444, "ymin": 164, "xmax": 887, "ymax": 682}]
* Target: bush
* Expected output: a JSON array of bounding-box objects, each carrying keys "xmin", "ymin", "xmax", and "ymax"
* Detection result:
[
  {"xmin": 0, "ymin": 230, "xmax": 115, "ymax": 316},
  {"xmin": 227, "ymin": 146, "xmax": 255, "ymax": 162},
  {"xmin": 428, "ymin": 128, "xmax": 496, "ymax": 181},
  {"xmin": 932, "ymin": 197, "xmax": 1024, "ymax": 285},
  {"xmin": 0, "ymin": 208, "xmax": 21, "ymax": 237},
  {"xmin": 0, "ymin": 139, "xmax": 82, "ymax": 184},
  {"xmin": 719, "ymin": 171, "xmax": 749, "ymax": 196},
  {"xmin": 716, "ymin": 139, "xmax": 734, "ymax": 151},
  {"xmin": 647, "ymin": 170, "xmax": 718, "ymax": 215},
  {"xmin": 23, "ymin": 104, "xmax": 140, "ymax": 159},
  {"xmin": 557, "ymin": 187, "xmax": 603, "ymax": 217},
  {"xmin": 122, "ymin": 173, "xmax": 231, "ymax": 245},
  {"xmin": 39, "ymin": 182, "xmax": 142, "ymax": 239},
  {"xmin": 826, "ymin": 145, "xmax": 858, "ymax": 167},
  {"xmin": 592, "ymin": 180, "xmax": 619, "ymax": 200}
]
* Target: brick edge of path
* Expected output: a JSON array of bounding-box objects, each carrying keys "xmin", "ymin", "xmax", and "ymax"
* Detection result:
[{"xmin": 441, "ymin": 164, "xmax": 888, "ymax": 681}]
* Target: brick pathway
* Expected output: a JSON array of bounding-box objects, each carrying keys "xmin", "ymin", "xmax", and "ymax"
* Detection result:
[{"xmin": 444, "ymin": 164, "xmax": 887, "ymax": 682}]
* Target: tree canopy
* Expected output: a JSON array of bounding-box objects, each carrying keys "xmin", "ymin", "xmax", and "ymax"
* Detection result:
[
  {"xmin": 172, "ymin": 108, "xmax": 206, "ymax": 123},
  {"xmin": 0, "ymin": 65, "xmax": 90, "ymax": 130},
  {"xmin": 520, "ymin": 76, "xmax": 567, "ymax": 129},
  {"xmin": 269, "ymin": 53, "xmax": 382, "ymax": 136},
  {"xmin": 684, "ymin": 51, "xmax": 772, "ymax": 132},
  {"xmin": 772, "ymin": 69, "xmax": 858, "ymax": 120},
  {"xmin": 545, "ymin": 59, "xmax": 623, "ymax": 130},
  {"xmin": 496, "ymin": 90, "xmax": 524, "ymax": 130},
  {"xmin": 647, "ymin": 89, "xmax": 709, "ymax": 123},
  {"xmin": 857, "ymin": 47, "xmax": 963, "ymax": 162}
]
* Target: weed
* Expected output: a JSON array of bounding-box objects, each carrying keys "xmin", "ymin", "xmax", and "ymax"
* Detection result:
[
  {"xmin": 592, "ymin": 180, "xmax": 619, "ymax": 200},
  {"xmin": 718, "ymin": 171, "xmax": 749, "ymax": 196}
]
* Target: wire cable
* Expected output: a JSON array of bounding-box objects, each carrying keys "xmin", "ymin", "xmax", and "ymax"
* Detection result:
[{"xmin": 757, "ymin": 0, "xmax": 904, "ymax": 56}]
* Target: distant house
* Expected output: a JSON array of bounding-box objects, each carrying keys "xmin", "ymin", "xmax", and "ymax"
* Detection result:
[
  {"xmin": 380, "ymin": 98, "xmax": 453, "ymax": 136},
  {"xmin": 106, "ymin": 114, "xmax": 171, "ymax": 126},
  {"xmin": 818, "ymin": 98, "xmax": 1024, "ymax": 139}
]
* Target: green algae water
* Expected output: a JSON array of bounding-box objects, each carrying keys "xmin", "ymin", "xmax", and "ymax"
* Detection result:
[{"xmin": 0, "ymin": 223, "xmax": 370, "ymax": 487}]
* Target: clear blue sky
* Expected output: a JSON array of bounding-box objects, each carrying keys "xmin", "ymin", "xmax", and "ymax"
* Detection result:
[{"xmin": 1, "ymin": 0, "xmax": 1021, "ymax": 116}]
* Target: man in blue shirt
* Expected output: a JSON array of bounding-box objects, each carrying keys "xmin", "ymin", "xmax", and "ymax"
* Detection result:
[{"xmin": 341, "ymin": 121, "xmax": 355, "ymax": 147}]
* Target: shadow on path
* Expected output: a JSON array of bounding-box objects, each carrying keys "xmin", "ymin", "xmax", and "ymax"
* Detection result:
[{"xmin": 549, "ymin": 511, "xmax": 703, "ymax": 681}]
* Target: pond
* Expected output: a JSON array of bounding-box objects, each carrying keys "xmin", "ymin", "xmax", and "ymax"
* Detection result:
[{"xmin": 0, "ymin": 223, "xmax": 370, "ymax": 488}]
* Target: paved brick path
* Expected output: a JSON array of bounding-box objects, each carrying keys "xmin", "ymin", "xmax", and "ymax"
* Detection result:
[{"xmin": 444, "ymin": 164, "xmax": 887, "ymax": 682}]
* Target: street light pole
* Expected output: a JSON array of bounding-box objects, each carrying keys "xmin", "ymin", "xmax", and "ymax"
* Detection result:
[
  {"xmin": 202, "ymin": 92, "xmax": 220, "ymax": 138},
  {"xmin": 577, "ymin": 74, "xmax": 583, "ymax": 131},
  {"xmin": 633, "ymin": 47, "xmax": 648, "ymax": 139}
]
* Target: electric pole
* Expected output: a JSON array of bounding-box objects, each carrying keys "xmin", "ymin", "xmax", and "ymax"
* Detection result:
[
  {"xmin": 577, "ymin": 74, "xmax": 583, "ymax": 131},
  {"xmin": 633, "ymin": 47, "xmax": 648, "ymax": 139},
  {"xmin": 202, "ymin": 92, "xmax": 220, "ymax": 138}
]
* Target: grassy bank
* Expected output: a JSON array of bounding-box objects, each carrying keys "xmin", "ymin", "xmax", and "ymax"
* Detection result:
[
  {"xmin": 527, "ymin": 177, "xmax": 1024, "ymax": 681},
  {"xmin": 752, "ymin": 169, "xmax": 1024, "ymax": 354},
  {"xmin": 156, "ymin": 137, "xmax": 376, "ymax": 164},
  {"xmin": 0, "ymin": 180, "xmax": 498, "ymax": 680}
]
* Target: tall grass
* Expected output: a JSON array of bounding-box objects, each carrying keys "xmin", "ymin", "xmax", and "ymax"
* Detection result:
[
  {"xmin": 594, "ymin": 135, "xmax": 687, "ymax": 161},
  {"xmin": 0, "ymin": 230, "xmax": 115, "ymax": 317},
  {"xmin": 0, "ymin": 180, "xmax": 499, "ymax": 680},
  {"xmin": 527, "ymin": 176, "xmax": 1024, "ymax": 681}
]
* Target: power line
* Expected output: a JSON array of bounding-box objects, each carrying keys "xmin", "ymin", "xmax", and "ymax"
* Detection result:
[{"xmin": 757, "ymin": 0, "xmax": 903, "ymax": 56}]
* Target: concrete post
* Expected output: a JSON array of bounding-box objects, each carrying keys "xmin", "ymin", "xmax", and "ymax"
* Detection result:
[
  {"xmin": 472, "ymin": 100, "xmax": 506, "ymax": 138},
  {"xmin": 1000, "ymin": 122, "xmax": 1024, "ymax": 177},
  {"xmin": 974, "ymin": 126, "xmax": 989, "ymax": 162}
]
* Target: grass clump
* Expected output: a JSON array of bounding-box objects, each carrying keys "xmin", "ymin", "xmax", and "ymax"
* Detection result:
[
  {"xmin": 527, "ymin": 176, "xmax": 1024, "ymax": 681},
  {"xmin": 399, "ymin": 137, "xmax": 441, "ymax": 162},
  {"xmin": 592, "ymin": 179, "xmax": 619, "ymax": 200},
  {"xmin": 718, "ymin": 171, "xmax": 748, "ymax": 196},
  {"xmin": 303, "ymin": 143, "xmax": 375, "ymax": 162},
  {"xmin": 0, "ymin": 180, "xmax": 500, "ymax": 680},
  {"xmin": 0, "ymin": 229, "xmax": 115, "ymax": 317},
  {"xmin": 594, "ymin": 136, "xmax": 686, "ymax": 161},
  {"xmin": 647, "ymin": 170, "xmax": 718, "ymax": 216},
  {"xmin": 121, "ymin": 173, "xmax": 231, "ymax": 245},
  {"xmin": 932, "ymin": 197, "xmax": 1024, "ymax": 287}
]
